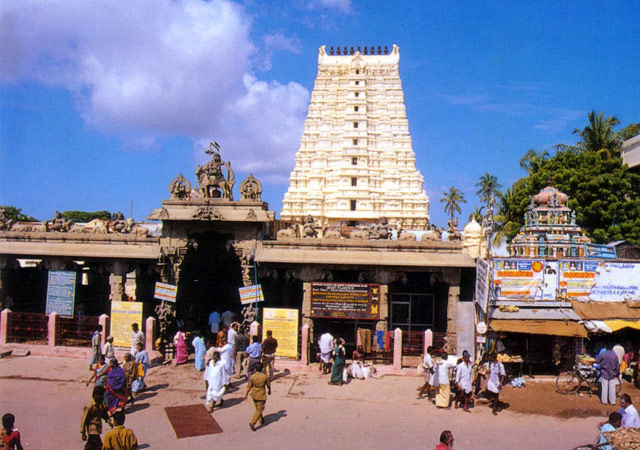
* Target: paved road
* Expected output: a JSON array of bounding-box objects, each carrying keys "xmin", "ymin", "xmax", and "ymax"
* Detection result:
[{"xmin": 0, "ymin": 356, "xmax": 612, "ymax": 449}]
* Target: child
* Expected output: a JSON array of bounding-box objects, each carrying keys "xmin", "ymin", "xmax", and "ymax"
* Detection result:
[
  {"xmin": 102, "ymin": 336, "xmax": 115, "ymax": 364},
  {"xmin": 86, "ymin": 354, "xmax": 108, "ymax": 387},
  {"xmin": 1, "ymin": 413, "xmax": 23, "ymax": 450}
]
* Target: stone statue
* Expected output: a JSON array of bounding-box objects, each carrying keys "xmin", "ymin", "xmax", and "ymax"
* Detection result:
[
  {"xmin": 276, "ymin": 223, "xmax": 298, "ymax": 240},
  {"xmin": 0, "ymin": 209, "xmax": 14, "ymax": 231},
  {"xmin": 421, "ymin": 224, "xmax": 442, "ymax": 242},
  {"xmin": 169, "ymin": 173, "xmax": 191, "ymax": 200},
  {"xmin": 447, "ymin": 218, "xmax": 462, "ymax": 241},
  {"xmin": 302, "ymin": 214, "xmax": 318, "ymax": 238},
  {"xmin": 371, "ymin": 217, "xmax": 392, "ymax": 240},
  {"xmin": 349, "ymin": 225, "xmax": 370, "ymax": 240},
  {"xmin": 45, "ymin": 211, "xmax": 71, "ymax": 232},
  {"xmin": 109, "ymin": 211, "xmax": 128, "ymax": 233},
  {"xmin": 322, "ymin": 226, "xmax": 341, "ymax": 239},
  {"xmin": 397, "ymin": 229, "xmax": 416, "ymax": 241},
  {"xmin": 195, "ymin": 142, "xmax": 235, "ymax": 200},
  {"xmin": 571, "ymin": 210, "xmax": 576, "ymax": 225},
  {"xmin": 239, "ymin": 174, "xmax": 262, "ymax": 201}
]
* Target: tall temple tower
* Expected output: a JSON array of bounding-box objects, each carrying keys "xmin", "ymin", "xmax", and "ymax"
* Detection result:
[{"xmin": 281, "ymin": 45, "xmax": 430, "ymax": 230}]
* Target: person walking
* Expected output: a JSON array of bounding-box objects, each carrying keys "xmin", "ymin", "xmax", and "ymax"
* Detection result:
[
  {"xmin": 246, "ymin": 335, "xmax": 262, "ymax": 379},
  {"xmin": 329, "ymin": 338, "xmax": 346, "ymax": 386},
  {"xmin": 216, "ymin": 336, "xmax": 234, "ymax": 388},
  {"xmin": 487, "ymin": 352, "xmax": 506, "ymax": 415},
  {"xmin": 243, "ymin": 362, "xmax": 271, "ymax": 431},
  {"xmin": 102, "ymin": 336, "xmax": 115, "ymax": 364},
  {"xmin": 435, "ymin": 351, "xmax": 456, "ymax": 408},
  {"xmin": 205, "ymin": 351, "xmax": 225, "ymax": 413},
  {"xmin": 130, "ymin": 323, "xmax": 144, "ymax": 355},
  {"xmin": 89, "ymin": 325, "xmax": 102, "ymax": 370},
  {"xmin": 1, "ymin": 413, "xmax": 24, "ymax": 450},
  {"xmin": 173, "ymin": 327, "xmax": 188, "ymax": 365},
  {"xmin": 193, "ymin": 331, "xmax": 206, "ymax": 372},
  {"xmin": 234, "ymin": 329, "xmax": 249, "ymax": 379},
  {"xmin": 131, "ymin": 342, "xmax": 149, "ymax": 396},
  {"xmin": 101, "ymin": 410, "xmax": 138, "ymax": 450},
  {"xmin": 319, "ymin": 331, "xmax": 334, "ymax": 374},
  {"xmin": 454, "ymin": 350, "xmax": 473, "ymax": 412},
  {"xmin": 80, "ymin": 386, "xmax": 113, "ymax": 450},
  {"xmin": 261, "ymin": 330, "xmax": 278, "ymax": 381},
  {"xmin": 435, "ymin": 430, "xmax": 454, "ymax": 450},
  {"xmin": 597, "ymin": 343, "xmax": 621, "ymax": 406},
  {"xmin": 417, "ymin": 346, "xmax": 435, "ymax": 400},
  {"xmin": 122, "ymin": 352, "xmax": 138, "ymax": 405}
]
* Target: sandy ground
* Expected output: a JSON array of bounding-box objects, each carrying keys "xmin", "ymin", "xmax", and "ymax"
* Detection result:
[{"xmin": 1, "ymin": 355, "xmax": 637, "ymax": 450}]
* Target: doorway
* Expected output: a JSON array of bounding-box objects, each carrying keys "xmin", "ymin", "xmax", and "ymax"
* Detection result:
[{"xmin": 389, "ymin": 293, "xmax": 435, "ymax": 332}]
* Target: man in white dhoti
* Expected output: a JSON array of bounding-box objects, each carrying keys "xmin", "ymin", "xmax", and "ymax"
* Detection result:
[
  {"xmin": 487, "ymin": 352, "xmax": 506, "ymax": 415},
  {"xmin": 417, "ymin": 346, "xmax": 435, "ymax": 400},
  {"xmin": 319, "ymin": 331, "xmax": 334, "ymax": 374},
  {"xmin": 217, "ymin": 336, "xmax": 234, "ymax": 388},
  {"xmin": 454, "ymin": 350, "xmax": 473, "ymax": 412},
  {"xmin": 205, "ymin": 352, "xmax": 225, "ymax": 413}
]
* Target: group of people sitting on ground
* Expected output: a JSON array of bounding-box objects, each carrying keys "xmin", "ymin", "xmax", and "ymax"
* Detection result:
[{"xmin": 418, "ymin": 348, "xmax": 506, "ymax": 415}]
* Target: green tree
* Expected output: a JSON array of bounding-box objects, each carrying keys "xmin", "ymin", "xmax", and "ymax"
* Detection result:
[
  {"xmin": 440, "ymin": 187, "xmax": 466, "ymax": 224},
  {"xmin": 468, "ymin": 205, "xmax": 484, "ymax": 222},
  {"xmin": 573, "ymin": 110, "xmax": 620, "ymax": 159},
  {"xmin": 0, "ymin": 205, "xmax": 38, "ymax": 222},
  {"xmin": 620, "ymin": 123, "xmax": 640, "ymax": 141},
  {"xmin": 475, "ymin": 173, "xmax": 502, "ymax": 206},
  {"xmin": 519, "ymin": 148, "xmax": 550, "ymax": 175},
  {"xmin": 61, "ymin": 210, "xmax": 113, "ymax": 223}
]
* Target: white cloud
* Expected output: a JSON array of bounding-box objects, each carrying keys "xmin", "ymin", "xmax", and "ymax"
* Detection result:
[{"xmin": 0, "ymin": 0, "xmax": 309, "ymax": 180}]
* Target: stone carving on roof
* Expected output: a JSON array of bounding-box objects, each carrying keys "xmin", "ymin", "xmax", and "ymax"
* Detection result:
[
  {"xmin": 276, "ymin": 224, "xmax": 298, "ymax": 240},
  {"xmin": 193, "ymin": 206, "xmax": 223, "ymax": 221},
  {"xmin": 239, "ymin": 174, "xmax": 262, "ymax": 202},
  {"xmin": 45, "ymin": 211, "xmax": 71, "ymax": 232},
  {"xmin": 195, "ymin": 142, "xmax": 235, "ymax": 200},
  {"xmin": 447, "ymin": 218, "xmax": 462, "ymax": 241},
  {"xmin": 169, "ymin": 173, "xmax": 192, "ymax": 200},
  {"xmin": 302, "ymin": 214, "xmax": 318, "ymax": 238},
  {"xmin": 370, "ymin": 217, "xmax": 392, "ymax": 240},
  {"xmin": 0, "ymin": 210, "xmax": 14, "ymax": 231}
]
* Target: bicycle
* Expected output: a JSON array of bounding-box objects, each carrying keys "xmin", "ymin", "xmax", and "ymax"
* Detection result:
[{"xmin": 556, "ymin": 363, "xmax": 621, "ymax": 397}]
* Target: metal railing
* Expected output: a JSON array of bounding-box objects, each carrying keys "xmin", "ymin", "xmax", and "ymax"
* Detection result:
[
  {"xmin": 55, "ymin": 315, "xmax": 100, "ymax": 347},
  {"xmin": 402, "ymin": 330, "xmax": 424, "ymax": 356},
  {"xmin": 6, "ymin": 312, "xmax": 48, "ymax": 345}
]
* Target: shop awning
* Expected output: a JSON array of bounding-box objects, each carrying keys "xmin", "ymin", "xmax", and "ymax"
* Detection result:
[
  {"xmin": 570, "ymin": 300, "xmax": 640, "ymax": 320},
  {"xmin": 603, "ymin": 320, "xmax": 640, "ymax": 332},
  {"xmin": 489, "ymin": 319, "xmax": 587, "ymax": 338}
]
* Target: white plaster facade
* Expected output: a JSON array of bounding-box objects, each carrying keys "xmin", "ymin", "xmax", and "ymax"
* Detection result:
[
  {"xmin": 281, "ymin": 45, "xmax": 430, "ymax": 230},
  {"xmin": 622, "ymin": 134, "xmax": 640, "ymax": 170}
]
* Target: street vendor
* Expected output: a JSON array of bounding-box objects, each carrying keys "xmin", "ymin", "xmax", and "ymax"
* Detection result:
[{"xmin": 598, "ymin": 411, "xmax": 622, "ymax": 450}]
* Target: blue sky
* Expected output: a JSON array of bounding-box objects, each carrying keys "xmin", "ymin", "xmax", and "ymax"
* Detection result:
[{"xmin": 1, "ymin": 0, "xmax": 639, "ymax": 226}]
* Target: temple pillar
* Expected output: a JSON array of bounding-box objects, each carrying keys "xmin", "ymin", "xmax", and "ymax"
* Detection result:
[
  {"xmin": 106, "ymin": 260, "xmax": 130, "ymax": 303},
  {"xmin": 393, "ymin": 328, "xmax": 402, "ymax": 370},
  {"xmin": 301, "ymin": 323, "xmax": 310, "ymax": 365},
  {"xmin": 442, "ymin": 268, "xmax": 461, "ymax": 354}
]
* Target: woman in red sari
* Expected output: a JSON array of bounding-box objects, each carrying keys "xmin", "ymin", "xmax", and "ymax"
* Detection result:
[{"xmin": 174, "ymin": 328, "xmax": 188, "ymax": 365}]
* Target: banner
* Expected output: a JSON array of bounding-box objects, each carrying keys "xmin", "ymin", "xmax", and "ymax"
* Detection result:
[
  {"xmin": 239, "ymin": 284, "xmax": 264, "ymax": 305},
  {"xmin": 46, "ymin": 270, "xmax": 76, "ymax": 316},
  {"xmin": 262, "ymin": 308, "xmax": 298, "ymax": 358},
  {"xmin": 561, "ymin": 262, "xmax": 640, "ymax": 302},
  {"xmin": 558, "ymin": 260, "xmax": 599, "ymax": 299},
  {"xmin": 110, "ymin": 301, "xmax": 143, "ymax": 348},
  {"xmin": 310, "ymin": 282, "xmax": 380, "ymax": 320},
  {"xmin": 475, "ymin": 258, "xmax": 490, "ymax": 312},
  {"xmin": 492, "ymin": 259, "xmax": 557, "ymax": 301},
  {"xmin": 154, "ymin": 282, "xmax": 177, "ymax": 302}
]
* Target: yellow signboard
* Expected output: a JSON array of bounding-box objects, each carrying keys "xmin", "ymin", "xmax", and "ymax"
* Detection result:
[
  {"xmin": 110, "ymin": 301, "xmax": 143, "ymax": 348},
  {"xmin": 262, "ymin": 308, "xmax": 298, "ymax": 359}
]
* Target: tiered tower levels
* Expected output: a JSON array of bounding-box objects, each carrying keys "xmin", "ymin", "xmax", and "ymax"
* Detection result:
[{"xmin": 281, "ymin": 45, "xmax": 430, "ymax": 230}]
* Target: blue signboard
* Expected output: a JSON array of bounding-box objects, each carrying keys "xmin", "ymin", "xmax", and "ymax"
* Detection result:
[{"xmin": 46, "ymin": 270, "xmax": 77, "ymax": 316}]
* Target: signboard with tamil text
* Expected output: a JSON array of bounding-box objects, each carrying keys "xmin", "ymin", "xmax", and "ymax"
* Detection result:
[
  {"xmin": 239, "ymin": 284, "xmax": 264, "ymax": 305},
  {"xmin": 492, "ymin": 259, "xmax": 558, "ymax": 301},
  {"xmin": 475, "ymin": 258, "xmax": 490, "ymax": 312},
  {"xmin": 310, "ymin": 282, "xmax": 380, "ymax": 320},
  {"xmin": 154, "ymin": 282, "xmax": 177, "ymax": 302},
  {"xmin": 562, "ymin": 262, "xmax": 640, "ymax": 302},
  {"xmin": 46, "ymin": 270, "xmax": 77, "ymax": 316},
  {"xmin": 262, "ymin": 308, "xmax": 298, "ymax": 358},
  {"xmin": 110, "ymin": 301, "xmax": 143, "ymax": 348}
]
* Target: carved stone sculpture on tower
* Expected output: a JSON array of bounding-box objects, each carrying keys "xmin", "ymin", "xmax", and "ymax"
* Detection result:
[
  {"xmin": 169, "ymin": 173, "xmax": 192, "ymax": 200},
  {"xmin": 239, "ymin": 174, "xmax": 262, "ymax": 201},
  {"xmin": 195, "ymin": 142, "xmax": 235, "ymax": 200}
]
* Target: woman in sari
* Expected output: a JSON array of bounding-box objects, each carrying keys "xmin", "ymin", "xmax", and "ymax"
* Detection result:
[
  {"xmin": 193, "ymin": 332, "xmax": 206, "ymax": 372},
  {"xmin": 132, "ymin": 342, "xmax": 149, "ymax": 395},
  {"xmin": 329, "ymin": 338, "xmax": 346, "ymax": 385},
  {"xmin": 86, "ymin": 354, "xmax": 108, "ymax": 387},
  {"xmin": 174, "ymin": 328, "xmax": 188, "ymax": 365},
  {"xmin": 105, "ymin": 359, "xmax": 128, "ymax": 413}
]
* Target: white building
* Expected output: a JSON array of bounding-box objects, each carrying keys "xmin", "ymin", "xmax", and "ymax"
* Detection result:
[
  {"xmin": 622, "ymin": 134, "xmax": 640, "ymax": 170},
  {"xmin": 281, "ymin": 45, "xmax": 430, "ymax": 230}
]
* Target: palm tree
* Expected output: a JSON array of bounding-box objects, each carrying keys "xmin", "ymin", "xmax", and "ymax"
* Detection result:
[
  {"xmin": 573, "ymin": 110, "xmax": 621, "ymax": 159},
  {"xmin": 468, "ymin": 205, "xmax": 484, "ymax": 222},
  {"xmin": 519, "ymin": 148, "xmax": 550, "ymax": 175},
  {"xmin": 440, "ymin": 187, "xmax": 466, "ymax": 225},
  {"xmin": 475, "ymin": 173, "xmax": 502, "ymax": 207},
  {"xmin": 492, "ymin": 187, "xmax": 520, "ymax": 246}
]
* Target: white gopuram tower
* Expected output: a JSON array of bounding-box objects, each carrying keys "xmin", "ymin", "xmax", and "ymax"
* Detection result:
[{"xmin": 281, "ymin": 44, "xmax": 430, "ymax": 230}]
